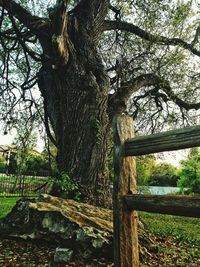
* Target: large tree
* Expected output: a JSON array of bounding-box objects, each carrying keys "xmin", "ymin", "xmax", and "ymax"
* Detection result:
[{"xmin": 0, "ymin": 0, "xmax": 200, "ymax": 207}]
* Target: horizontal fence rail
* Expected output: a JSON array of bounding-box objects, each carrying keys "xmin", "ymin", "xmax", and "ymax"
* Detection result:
[
  {"xmin": 112, "ymin": 115, "xmax": 200, "ymax": 267},
  {"xmin": 125, "ymin": 194, "xmax": 200, "ymax": 218},
  {"xmin": 124, "ymin": 125, "xmax": 200, "ymax": 156},
  {"xmin": 0, "ymin": 173, "xmax": 51, "ymax": 197}
]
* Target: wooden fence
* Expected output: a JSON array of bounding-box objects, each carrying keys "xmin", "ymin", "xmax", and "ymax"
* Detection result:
[{"xmin": 112, "ymin": 115, "xmax": 200, "ymax": 267}]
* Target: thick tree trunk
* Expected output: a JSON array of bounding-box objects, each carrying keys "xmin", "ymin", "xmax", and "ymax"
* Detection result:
[
  {"xmin": 35, "ymin": 2, "xmax": 113, "ymax": 208},
  {"xmin": 38, "ymin": 49, "xmax": 111, "ymax": 207}
]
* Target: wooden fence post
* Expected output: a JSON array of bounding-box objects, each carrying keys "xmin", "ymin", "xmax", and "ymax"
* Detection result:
[{"xmin": 112, "ymin": 115, "xmax": 139, "ymax": 267}]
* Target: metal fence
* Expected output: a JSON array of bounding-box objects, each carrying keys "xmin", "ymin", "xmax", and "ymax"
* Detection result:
[{"xmin": 0, "ymin": 173, "xmax": 51, "ymax": 197}]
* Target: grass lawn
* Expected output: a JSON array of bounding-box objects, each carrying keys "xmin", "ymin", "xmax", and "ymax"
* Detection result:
[
  {"xmin": 140, "ymin": 212, "xmax": 200, "ymax": 264},
  {"xmin": 0, "ymin": 197, "xmax": 20, "ymax": 218},
  {"xmin": 140, "ymin": 212, "xmax": 200, "ymax": 245}
]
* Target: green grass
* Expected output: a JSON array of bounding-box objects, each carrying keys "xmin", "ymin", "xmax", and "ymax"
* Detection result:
[
  {"xmin": 0, "ymin": 197, "xmax": 20, "ymax": 218},
  {"xmin": 140, "ymin": 212, "xmax": 200, "ymax": 245}
]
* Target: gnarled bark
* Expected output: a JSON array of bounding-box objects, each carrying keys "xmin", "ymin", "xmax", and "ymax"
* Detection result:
[
  {"xmin": 32, "ymin": 0, "xmax": 112, "ymax": 207},
  {"xmin": 38, "ymin": 43, "xmax": 111, "ymax": 206}
]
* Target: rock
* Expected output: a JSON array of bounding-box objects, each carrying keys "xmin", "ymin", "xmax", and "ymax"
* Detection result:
[
  {"xmin": 0, "ymin": 194, "xmax": 113, "ymax": 260},
  {"xmin": 0, "ymin": 194, "xmax": 157, "ymax": 262},
  {"xmin": 54, "ymin": 247, "xmax": 73, "ymax": 263}
]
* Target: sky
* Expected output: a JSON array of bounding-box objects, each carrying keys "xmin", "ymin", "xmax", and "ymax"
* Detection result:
[
  {"xmin": 0, "ymin": 0, "xmax": 195, "ymax": 163},
  {"xmin": 0, "ymin": 132, "xmax": 14, "ymax": 146},
  {"xmin": 157, "ymin": 149, "xmax": 188, "ymax": 167},
  {"xmin": 0, "ymin": 127, "xmax": 44, "ymax": 152}
]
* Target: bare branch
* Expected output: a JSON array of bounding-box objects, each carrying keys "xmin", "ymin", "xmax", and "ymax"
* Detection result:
[
  {"xmin": 49, "ymin": 0, "xmax": 68, "ymax": 36},
  {"xmin": 160, "ymin": 81, "xmax": 200, "ymax": 111},
  {"xmin": 8, "ymin": 14, "xmax": 41, "ymax": 61},
  {"xmin": 108, "ymin": 73, "xmax": 160, "ymax": 115},
  {"xmin": 49, "ymin": 0, "xmax": 70, "ymax": 66},
  {"xmin": 103, "ymin": 20, "xmax": 200, "ymax": 57},
  {"xmin": 0, "ymin": 0, "xmax": 48, "ymax": 36},
  {"xmin": 108, "ymin": 73, "xmax": 200, "ymax": 120},
  {"xmin": 108, "ymin": 4, "xmax": 121, "ymax": 20},
  {"xmin": 191, "ymin": 26, "xmax": 200, "ymax": 47},
  {"xmin": 43, "ymin": 105, "xmax": 57, "ymax": 147}
]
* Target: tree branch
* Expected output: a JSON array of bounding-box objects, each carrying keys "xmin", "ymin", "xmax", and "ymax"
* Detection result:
[
  {"xmin": 0, "ymin": 0, "xmax": 48, "ymax": 36},
  {"xmin": 108, "ymin": 73, "xmax": 200, "ymax": 119},
  {"xmin": 53, "ymin": 0, "xmax": 68, "ymax": 36},
  {"xmin": 44, "ymin": 104, "xmax": 57, "ymax": 147},
  {"xmin": 50, "ymin": 0, "xmax": 70, "ymax": 66},
  {"xmin": 103, "ymin": 20, "xmax": 200, "ymax": 57},
  {"xmin": 109, "ymin": 74, "xmax": 159, "ymax": 104},
  {"xmin": 191, "ymin": 26, "xmax": 200, "ymax": 47},
  {"xmin": 108, "ymin": 4, "xmax": 121, "ymax": 20},
  {"xmin": 160, "ymin": 81, "xmax": 200, "ymax": 111},
  {"xmin": 8, "ymin": 13, "xmax": 41, "ymax": 61}
]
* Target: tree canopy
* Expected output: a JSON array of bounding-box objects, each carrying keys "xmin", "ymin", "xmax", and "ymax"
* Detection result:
[
  {"xmin": 0, "ymin": 0, "xmax": 200, "ymax": 134},
  {"xmin": 0, "ymin": 0, "xmax": 200, "ymax": 205},
  {"xmin": 149, "ymin": 162, "xmax": 179, "ymax": 186}
]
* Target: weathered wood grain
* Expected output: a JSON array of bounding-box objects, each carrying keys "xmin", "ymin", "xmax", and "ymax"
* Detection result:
[
  {"xmin": 124, "ymin": 125, "xmax": 200, "ymax": 156},
  {"xmin": 112, "ymin": 115, "xmax": 139, "ymax": 267},
  {"xmin": 125, "ymin": 194, "xmax": 200, "ymax": 218}
]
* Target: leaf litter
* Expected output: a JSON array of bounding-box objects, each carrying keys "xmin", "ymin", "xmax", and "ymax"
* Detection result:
[{"xmin": 0, "ymin": 235, "xmax": 199, "ymax": 266}]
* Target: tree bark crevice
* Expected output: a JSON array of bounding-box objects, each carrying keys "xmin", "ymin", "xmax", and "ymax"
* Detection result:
[{"xmin": 37, "ymin": 43, "xmax": 111, "ymax": 206}]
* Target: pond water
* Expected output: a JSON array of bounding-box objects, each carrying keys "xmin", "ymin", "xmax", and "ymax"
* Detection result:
[{"xmin": 138, "ymin": 186, "xmax": 182, "ymax": 195}]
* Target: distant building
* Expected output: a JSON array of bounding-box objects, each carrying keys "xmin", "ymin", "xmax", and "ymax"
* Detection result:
[
  {"xmin": 0, "ymin": 145, "xmax": 17, "ymax": 173},
  {"xmin": 0, "ymin": 145, "xmax": 45, "ymax": 175},
  {"xmin": 0, "ymin": 145, "xmax": 9, "ymax": 154}
]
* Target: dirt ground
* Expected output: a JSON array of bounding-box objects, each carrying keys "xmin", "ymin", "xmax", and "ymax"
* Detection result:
[{"xmin": 0, "ymin": 236, "xmax": 199, "ymax": 267}]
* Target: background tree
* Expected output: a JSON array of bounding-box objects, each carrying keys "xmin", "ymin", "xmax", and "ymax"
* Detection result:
[
  {"xmin": 24, "ymin": 153, "xmax": 50, "ymax": 175},
  {"xmin": 0, "ymin": 155, "xmax": 6, "ymax": 173},
  {"xmin": 12, "ymin": 114, "xmax": 38, "ymax": 175},
  {"xmin": 0, "ymin": 0, "xmax": 200, "ymax": 207},
  {"xmin": 41, "ymin": 137, "xmax": 58, "ymax": 175},
  {"xmin": 136, "ymin": 155, "xmax": 156, "ymax": 186},
  {"xmin": 149, "ymin": 162, "xmax": 179, "ymax": 187},
  {"xmin": 178, "ymin": 147, "xmax": 200, "ymax": 194}
]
